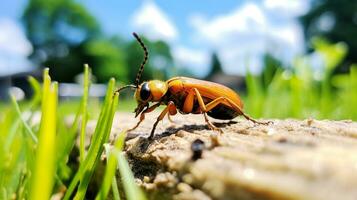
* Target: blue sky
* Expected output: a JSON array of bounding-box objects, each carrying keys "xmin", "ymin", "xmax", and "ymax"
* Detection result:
[{"xmin": 0, "ymin": 0, "xmax": 310, "ymax": 77}]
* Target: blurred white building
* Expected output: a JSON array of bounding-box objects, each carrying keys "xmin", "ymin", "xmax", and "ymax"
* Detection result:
[{"xmin": 0, "ymin": 18, "xmax": 35, "ymax": 100}]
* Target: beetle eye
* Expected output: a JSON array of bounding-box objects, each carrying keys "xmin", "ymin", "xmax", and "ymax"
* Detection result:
[{"xmin": 140, "ymin": 82, "xmax": 151, "ymax": 101}]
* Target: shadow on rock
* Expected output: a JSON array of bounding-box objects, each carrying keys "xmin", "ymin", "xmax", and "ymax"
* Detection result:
[
  {"xmin": 158, "ymin": 120, "xmax": 238, "ymax": 138},
  {"xmin": 125, "ymin": 120, "xmax": 239, "ymax": 152}
]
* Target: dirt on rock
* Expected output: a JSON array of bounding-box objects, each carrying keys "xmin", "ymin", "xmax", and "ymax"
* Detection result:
[{"xmin": 93, "ymin": 112, "xmax": 357, "ymax": 200}]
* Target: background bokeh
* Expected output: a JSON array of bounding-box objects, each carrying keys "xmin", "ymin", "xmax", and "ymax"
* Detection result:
[
  {"xmin": 0, "ymin": 0, "xmax": 356, "ymax": 119},
  {"xmin": 0, "ymin": 2, "xmax": 357, "ymax": 199}
]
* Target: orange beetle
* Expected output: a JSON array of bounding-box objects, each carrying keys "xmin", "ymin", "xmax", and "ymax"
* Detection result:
[{"xmin": 116, "ymin": 33, "xmax": 268, "ymax": 139}]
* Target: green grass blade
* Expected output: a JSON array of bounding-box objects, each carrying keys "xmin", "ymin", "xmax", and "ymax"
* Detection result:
[
  {"xmin": 350, "ymin": 65, "xmax": 357, "ymax": 119},
  {"xmin": 74, "ymin": 91, "xmax": 118, "ymax": 200},
  {"xmin": 90, "ymin": 78, "xmax": 116, "ymax": 144},
  {"xmin": 109, "ymin": 129, "xmax": 146, "ymax": 200},
  {"xmin": 245, "ymin": 70, "xmax": 264, "ymax": 117},
  {"xmin": 79, "ymin": 64, "xmax": 91, "ymax": 163},
  {"xmin": 111, "ymin": 175, "xmax": 121, "ymax": 200},
  {"xmin": 64, "ymin": 78, "xmax": 116, "ymax": 200},
  {"xmin": 5, "ymin": 75, "xmax": 43, "ymax": 152},
  {"xmin": 96, "ymin": 131, "xmax": 126, "ymax": 200},
  {"xmin": 29, "ymin": 70, "xmax": 58, "ymax": 200},
  {"xmin": 56, "ymin": 65, "xmax": 92, "ymax": 185},
  {"xmin": 111, "ymin": 132, "xmax": 127, "ymax": 200},
  {"xmin": 27, "ymin": 76, "xmax": 42, "ymax": 107},
  {"xmin": 57, "ymin": 66, "xmax": 93, "ymax": 166},
  {"xmin": 95, "ymin": 145, "xmax": 119, "ymax": 200},
  {"xmin": 3, "ymin": 117, "xmax": 21, "ymax": 152},
  {"xmin": 63, "ymin": 105, "xmax": 109, "ymax": 200},
  {"xmin": 9, "ymin": 94, "xmax": 38, "ymax": 144},
  {"xmin": 0, "ymin": 111, "xmax": 25, "ymax": 200},
  {"xmin": 117, "ymin": 152, "xmax": 147, "ymax": 200}
]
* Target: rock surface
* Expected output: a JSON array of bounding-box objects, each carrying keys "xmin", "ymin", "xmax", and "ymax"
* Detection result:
[{"xmin": 104, "ymin": 112, "xmax": 357, "ymax": 200}]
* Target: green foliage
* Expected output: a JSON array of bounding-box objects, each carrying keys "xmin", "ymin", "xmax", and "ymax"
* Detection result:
[
  {"xmin": 0, "ymin": 67, "xmax": 146, "ymax": 199},
  {"xmin": 300, "ymin": 0, "xmax": 357, "ymax": 72},
  {"xmin": 22, "ymin": 0, "xmax": 100, "ymax": 82},
  {"xmin": 312, "ymin": 37, "xmax": 348, "ymax": 117},
  {"xmin": 245, "ymin": 38, "xmax": 356, "ymax": 120},
  {"xmin": 312, "ymin": 37, "xmax": 348, "ymax": 71},
  {"xmin": 22, "ymin": 0, "xmax": 176, "ymax": 83},
  {"xmin": 262, "ymin": 53, "xmax": 283, "ymax": 87},
  {"xmin": 85, "ymin": 39, "xmax": 129, "ymax": 83}
]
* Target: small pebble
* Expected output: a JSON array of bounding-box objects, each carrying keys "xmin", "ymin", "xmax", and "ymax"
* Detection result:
[
  {"xmin": 307, "ymin": 118, "xmax": 314, "ymax": 126},
  {"xmin": 143, "ymin": 176, "xmax": 151, "ymax": 183},
  {"xmin": 277, "ymin": 137, "xmax": 287, "ymax": 143},
  {"xmin": 177, "ymin": 183, "xmax": 192, "ymax": 193},
  {"xmin": 210, "ymin": 133, "xmax": 220, "ymax": 147},
  {"xmin": 191, "ymin": 139, "xmax": 205, "ymax": 160}
]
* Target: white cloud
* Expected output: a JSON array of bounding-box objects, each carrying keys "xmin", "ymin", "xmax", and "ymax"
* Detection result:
[
  {"xmin": 0, "ymin": 19, "xmax": 32, "ymax": 56},
  {"xmin": 190, "ymin": 3, "xmax": 267, "ymax": 46},
  {"xmin": 131, "ymin": 0, "xmax": 178, "ymax": 42},
  {"xmin": 130, "ymin": 1, "xmax": 309, "ymax": 77},
  {"xmin": 172, "ymin": 46, "xmax": 210, "ymax": 75},
  {"xmin": 0, "ymin": 18, "xmax": 33, "ymax": 76},
  {"xmin": 189, "ymin": 2, "xmax": 307, "ymax": 75},
  {"xmin": 130, "ymin": 1, "xmax": 210, "ymax": 76},
  {"xmin": 268, "ymin": 23, "xmax": 304, "ymax": 54},
  {"xmin": 263, "ymin": 0, "xmax": 309, "ymax": 17}
]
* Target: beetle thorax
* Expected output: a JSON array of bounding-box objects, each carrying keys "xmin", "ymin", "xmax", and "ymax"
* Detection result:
[{"xmin": 148, "ymin": 80, "xmax": 168, "ymax": 101}]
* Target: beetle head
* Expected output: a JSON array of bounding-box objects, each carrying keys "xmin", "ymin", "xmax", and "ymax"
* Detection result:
[{"xmin": 133, "ymin": 80, "xmax": 168, "ymax": 117}]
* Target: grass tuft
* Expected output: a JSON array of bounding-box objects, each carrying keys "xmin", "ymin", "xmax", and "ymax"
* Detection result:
[
  {"xmin": 0, "ymin": 66, "xmax": 147, "ymax": 200},
  {"xmin": 245, "ymin": 38, "xmax": 356, "ymax": 120}
]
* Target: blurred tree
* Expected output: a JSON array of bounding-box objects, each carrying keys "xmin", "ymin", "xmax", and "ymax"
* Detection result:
[
  {"xmin": 262, "ymin": 53, "xmax": 283, "ymax": 87},
  {"xmin": 22, "ymin": 0, "xmax": 177, "ymax": 83},
  {"xmin": 22, "ymin": 0, "xmax": 100, "ymax": 82},
  {"xmin": 151, "ymin": 40, "xmax": 174, "ymax": 79},
  {"xmin": 206, "ymin": 52, "xmax": 223, "ymax": 79},
  {"xmin": 85, "ymin": 37, "xmax": 128, "ymax": 83},
  {"xmin": 125, "ymin": 36, "xmax": 174, "ymax": 83},
  {"xmin": 300, "ymin": 0, "xmax": 357, "ymax": 72}
]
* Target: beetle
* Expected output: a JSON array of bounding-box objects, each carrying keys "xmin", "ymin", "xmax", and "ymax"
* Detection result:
[{"xmin": 116, "ymin": 32, "xmax": 268, "ymax": 139}]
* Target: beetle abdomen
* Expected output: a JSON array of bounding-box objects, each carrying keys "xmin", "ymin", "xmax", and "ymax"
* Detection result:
[{"xmin": 207, "ymin": 105, "xmax": 239, "ymax": 120}]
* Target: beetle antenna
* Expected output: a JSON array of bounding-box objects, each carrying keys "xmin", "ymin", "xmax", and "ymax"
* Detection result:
[
  {"xmin": 115, "ymin": 84, "xmax": 137, "ymax": 93},
  {"xmin": 133, "ymin": 32, "xmax": 148, "ymax": 87}
]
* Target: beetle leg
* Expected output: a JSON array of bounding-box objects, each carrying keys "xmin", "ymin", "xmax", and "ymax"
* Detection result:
[
  {"xmin": 203, "ymin": 113, "xmax": 223, "ymax": 133},
  {"xmin": 204, "ymin": 97, "xmax": 270, "ymax": 125},
  {"xmin": 167, "ymin": 104, "xmax": 177, "ymax": 123},
  {"xmin": 182, "ymin": 89, "xmax": 196, "ymax": 113},
  {"xmin": 128, "ymin": 103, "xmax": 160, "ymax": 131},
  {"xmin": 149, "ymin": 101, "xmax": 177, "ymax": 139},
  {"xmin": 192, "ymin": 88, "xmax": 223, "ymax": 133}
]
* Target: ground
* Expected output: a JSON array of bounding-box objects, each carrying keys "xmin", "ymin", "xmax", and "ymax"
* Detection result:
[{"xmin": 88, "ymin": 112, "xmax": 357, "ymax": 200}]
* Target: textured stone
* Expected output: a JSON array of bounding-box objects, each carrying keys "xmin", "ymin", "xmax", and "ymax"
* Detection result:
[{"xmin": 107, "ymin": 112, "xmax": 357, "ymax": 200}]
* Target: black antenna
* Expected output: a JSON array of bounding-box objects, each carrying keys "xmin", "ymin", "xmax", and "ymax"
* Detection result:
[
  {"xmin": 115, "ymin": 84, "xmax": 136, "ymax": 93},
  {"xmin": 133, "ymin": 32, "xmax": 148, "ymax": 86}
]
